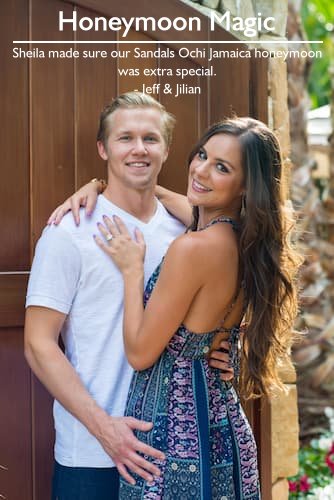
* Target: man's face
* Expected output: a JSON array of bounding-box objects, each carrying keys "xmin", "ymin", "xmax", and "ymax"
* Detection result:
[{"xmin": 97, "ymin": 107, "xmax": 168, "ymax": 191}]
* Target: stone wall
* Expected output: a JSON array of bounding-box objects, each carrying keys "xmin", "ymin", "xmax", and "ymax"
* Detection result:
[
  {"xmin": 269, "ymin": 54, "xmax": 300, "ymax": 493},
  {"xmin": 183, "ymin": 1, "xmax": 300, "ymax": 498}
]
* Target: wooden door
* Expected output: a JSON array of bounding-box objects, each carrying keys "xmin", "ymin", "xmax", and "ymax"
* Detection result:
[{"xmin": 0, "ymin": 1, "xmax": 270, "ymax": 498}]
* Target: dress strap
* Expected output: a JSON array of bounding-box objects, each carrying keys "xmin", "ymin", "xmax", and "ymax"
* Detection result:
[
  {"xmin": 218, "ymin": 280, "xmax": 245, "ymax": 330},
  {"xmin": 200, "ymin": 215, "xmax": 243, "ymax": 328},
  {"xmin": 200, "ymin": 216, "xmax": 244, "ymax": 380}
]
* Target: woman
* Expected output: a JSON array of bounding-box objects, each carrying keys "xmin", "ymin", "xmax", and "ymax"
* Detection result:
[{"xmin": 49, "ymin": 117, "xmax": 299, "ymax": 499}]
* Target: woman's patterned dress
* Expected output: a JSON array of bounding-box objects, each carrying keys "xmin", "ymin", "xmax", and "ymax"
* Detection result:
[{"xmin": 119, "ymin": 219, "xmax": 261, "ymax": 499}]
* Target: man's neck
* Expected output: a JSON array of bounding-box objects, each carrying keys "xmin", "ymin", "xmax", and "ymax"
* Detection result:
[{"xmin": 102, "ymin": 184, "xmax": 157, "ymax": 223}]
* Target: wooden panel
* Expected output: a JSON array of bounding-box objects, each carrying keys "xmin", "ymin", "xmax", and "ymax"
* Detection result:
[
  {"xmin": 75, "ymin": 6, "xmax": 118, "ymax": 186},
  {"xmin": 32, "ymin": 378, "xmax": 54, "ymax": 500},
  {"xmin": 243, "ymin": 398, "xmax": 255, "ymax": 429},
  {"xmin": 253, "ymin": 398, "xmax": 272, "ymax": 499},
  {"xmin": 1, "ymin": 2, "xmax": 271, "ymax": 499},
  {"xmin": 0, "ymin": 0, "xmax": 30, "ymax": 271},
  {"xmin": 30, "ymin": 0, "xmax": 75, "ymax": 244},
  {"xmin": 118, "ymin": 30, "xmax": 157, "ymax": 95},
  {"xmin": 247, "ymin": 54, "xmax": 271, "ymax": 500},
  {"xmin": 0, "ymin": 274, "xmax": 29, "ymax": 328},
  {"xmin": 0, "ymin": 328, "xmax": 32, "ymax": 500},
  {"xmin": 209, "ymin": 39, "xmax": 251, "ymax": 120},
  {"xmin": 30, "ymin": 2, "xmax": 75, "ymax": 497},
  {"xmin": 72, "ymin": 0, "xmax": 210, "ymax": 45},
  {"xmin": 240, "ymin": 53, "xmax": 271, "ymax": 499},
  {"xmin": 249, "ymin": 54, "xmax": 268, "ymax": 121},
  {"xmin": 159, "ymin": 56, "xmax": 206, "ymax": 193}
]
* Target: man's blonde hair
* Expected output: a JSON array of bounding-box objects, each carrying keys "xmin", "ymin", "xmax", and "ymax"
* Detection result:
[{"xmin": 97, "ymin": 92, "xmax": 176, "ymax": 148}]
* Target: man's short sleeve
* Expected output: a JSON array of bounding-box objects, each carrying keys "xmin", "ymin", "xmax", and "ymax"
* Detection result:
[{"xmin": 26, "ymin": 225, "xmax": 81, "ymax": 314}]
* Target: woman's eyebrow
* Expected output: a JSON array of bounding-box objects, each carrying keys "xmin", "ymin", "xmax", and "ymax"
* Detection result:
[
  {"xmin": 215, "ymin": 158, "xmax": 236, "ymax": 169},
  {"xmin": 202, "ymin": 146, "xmax": 236, "ymax": 170}
]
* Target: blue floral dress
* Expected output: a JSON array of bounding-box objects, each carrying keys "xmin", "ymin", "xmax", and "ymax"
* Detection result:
[{"xmin": 119, "ymin": 218, "xmax": 261, "ymax": 499}]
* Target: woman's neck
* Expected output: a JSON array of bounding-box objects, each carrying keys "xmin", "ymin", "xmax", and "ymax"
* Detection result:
[{"xmin": 197, "ymin": 208, "xmax": 240, "ymax": 230}]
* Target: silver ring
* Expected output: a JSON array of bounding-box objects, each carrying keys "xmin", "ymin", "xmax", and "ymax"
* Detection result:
[{"xmin": 105, "ymin": 233, "xmax": 113, "ymax": 242}]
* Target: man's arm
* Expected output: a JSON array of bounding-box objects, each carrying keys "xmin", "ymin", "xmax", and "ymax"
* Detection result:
[{"xmin": 24, "ymin": 306, "xmax": 164, "ymax": 484}]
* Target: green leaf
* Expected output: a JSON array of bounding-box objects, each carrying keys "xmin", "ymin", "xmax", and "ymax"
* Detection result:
[{"xmin": 301, "ymin": 0, "xmax": 333, "ymax": 108}]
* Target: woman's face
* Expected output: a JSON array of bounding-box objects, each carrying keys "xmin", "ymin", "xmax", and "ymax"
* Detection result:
[{"xmin": 187, "ymin": 133, "xmax": 245, "ymax": 215}]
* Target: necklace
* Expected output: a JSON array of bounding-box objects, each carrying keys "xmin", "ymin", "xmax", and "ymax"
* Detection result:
[{"xmin": 198, "ymin": 216, "xmax": 238, "ymax": 232}]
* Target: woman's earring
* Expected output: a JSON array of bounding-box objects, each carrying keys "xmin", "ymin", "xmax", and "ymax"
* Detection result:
[{"xmin": 240, "ymin": 193, "xmax": 246, "ymax": 217}]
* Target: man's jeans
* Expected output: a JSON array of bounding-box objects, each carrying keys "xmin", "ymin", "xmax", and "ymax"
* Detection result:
[{"xmin": 52, "ymin": 461, "xmax": 120, "ymax": 500}]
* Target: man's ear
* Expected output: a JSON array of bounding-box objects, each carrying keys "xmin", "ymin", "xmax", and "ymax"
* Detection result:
[
  {"xmin": 163, "ymin": 147, "xmax": 169, "ymax": 164},
  {"xmin": 97, "ymin": 141, "xmax": 108, "ymax": 161}
]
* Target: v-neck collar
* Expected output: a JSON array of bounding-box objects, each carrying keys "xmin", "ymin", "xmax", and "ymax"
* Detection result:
[{"xmin": 99, "ymin": 194, "xmax": 164, "ymax": 234}]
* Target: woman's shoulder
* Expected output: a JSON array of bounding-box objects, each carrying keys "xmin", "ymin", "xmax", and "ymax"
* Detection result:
[
  {"xmin": 165, "ymin": 224, "xmax": 237, "ymax": 265},
  {"xmin": 164, "ymin": 232, "xmax": 201, "ymax": 262}
]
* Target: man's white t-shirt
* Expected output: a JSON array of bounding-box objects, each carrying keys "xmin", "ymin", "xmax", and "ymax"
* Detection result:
[{"xmin": 26, "ymin": 194, "xmax": 185, "ymax": 467}]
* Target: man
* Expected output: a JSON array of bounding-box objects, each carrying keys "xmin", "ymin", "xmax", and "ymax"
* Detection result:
[{"xmin": 25, "ymin": 92, "xmax": 232, "ymax": 500}]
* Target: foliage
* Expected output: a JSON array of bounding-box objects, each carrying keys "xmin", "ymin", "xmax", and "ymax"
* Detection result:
[
  {"xmin": 289, "ymin": 408, "xmax": 334, "ymax": 498},
  {"xmin": 301, "ymin": 0, "xmax": 334, "ymax": 108}
]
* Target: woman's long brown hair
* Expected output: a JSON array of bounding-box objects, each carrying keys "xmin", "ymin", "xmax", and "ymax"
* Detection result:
[{"xmin": 189, "ymin": 117, "xmax": 300, "ymax": 399}]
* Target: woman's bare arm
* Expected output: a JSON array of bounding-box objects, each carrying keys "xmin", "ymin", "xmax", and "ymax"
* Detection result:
[
  {"xmin": 155, "ymin": 186, "xmax": 192, "ymax": 226},
  {"xmin": 47, "ymin": 179, "xmax": 104, "ymax": 226},
  {"xmin": 96, "ymin": 215, "xmax": 234, "ymax": 379},
  {"xmin": 48, "ymin": 181, "xmax": 193, "ymax": 227},
  {"xmin": 95, "ymin": 218, "xmax": 203, "ymax": 371}
]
